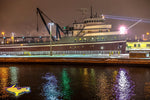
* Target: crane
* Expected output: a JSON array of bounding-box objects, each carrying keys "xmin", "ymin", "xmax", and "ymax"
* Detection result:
[{"xmin": 36, "ymin": 8, "xmax": 64, "ymax": 41}]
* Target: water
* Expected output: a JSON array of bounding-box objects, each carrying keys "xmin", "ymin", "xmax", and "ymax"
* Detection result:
[{"xmin": 0, "ymin": 64, "xmax": 150, "ymax": 100}]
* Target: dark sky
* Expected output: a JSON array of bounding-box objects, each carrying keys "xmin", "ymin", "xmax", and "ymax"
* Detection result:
[{"xmin": 0, "ymin": 0, "xmax": 150, "ymax": 37}]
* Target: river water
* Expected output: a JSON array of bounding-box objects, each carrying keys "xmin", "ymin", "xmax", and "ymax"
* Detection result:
[{"xmin": 0, "ymin": 64, "xmax": 150, "ymax": 100}]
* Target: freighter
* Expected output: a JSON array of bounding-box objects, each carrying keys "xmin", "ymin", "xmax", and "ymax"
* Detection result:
[{"xmin": 0, "ymin": 8, "xmax": 127, "ymax": 56}]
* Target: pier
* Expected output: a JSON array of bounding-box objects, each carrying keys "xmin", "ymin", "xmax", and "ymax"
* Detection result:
[{"xmin": 0, "ymin": 54, "xmax": 150, "ymax": 65}]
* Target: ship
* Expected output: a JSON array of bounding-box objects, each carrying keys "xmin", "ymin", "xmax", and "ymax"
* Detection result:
[{"xmin": 0, "ymin": 8, "xmax": 127, "ymax": 56}]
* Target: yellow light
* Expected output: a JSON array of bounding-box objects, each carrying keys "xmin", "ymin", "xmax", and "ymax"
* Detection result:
[
  {"xmin": 11, "ymin": 36, "xmax": 14, "ymax": 40},
  {"xmin": 146, "ymin": 32, "xmax": 150, "ymax": 35},
  {"xmin": 1, "ymin": 32, "xmax": 5, "ymax": 35},
  {"xmin": 102, "ymin": 14, "xmax": 105, "ymax": 19}
]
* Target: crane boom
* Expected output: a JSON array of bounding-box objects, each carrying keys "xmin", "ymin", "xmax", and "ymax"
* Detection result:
[
  {"xmin": 37, "ymin": 8, "xmax": 55, "ymax": 41},
  {"xmin": 37, "ymin": 8, "xmax": 65, "ymax": 40}
]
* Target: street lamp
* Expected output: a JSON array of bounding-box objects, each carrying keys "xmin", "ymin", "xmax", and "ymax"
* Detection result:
[
  {"xmin": 11, "ymin": 32, "xmax": 15, "ymax": 44},
  {"xmin": 1, "ymin": 32, "xmax": 5, "ymax": 44},
  {"xmin": 48, "ymin": 23, "xmax": 54, "ymax": 56},
  {"xmin": 1, "ymin": 32, "xmax": 5, "ymax": 36}
]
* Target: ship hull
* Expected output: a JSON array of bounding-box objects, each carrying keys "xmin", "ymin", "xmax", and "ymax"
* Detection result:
[{"xmin": 0, "ymin": 41, "xmax": 126, "ymax": 55}]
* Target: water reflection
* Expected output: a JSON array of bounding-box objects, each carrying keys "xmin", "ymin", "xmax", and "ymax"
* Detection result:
[
  {"xmin": 83, "ymin": 68, "xmax": 89, "ymax": 88},
  {"xmin": 9, "ymin": 67, "xmax": 18, "ymax": 85},
  {"xmin": 61, "ymin": 68, "xmax": 71, "ymax": 100},
  {"xmin": 114, "ymin": 69, "xmax": 135, "ymax": 100},
  {"xmin": 144, "ymin": 71, "xmax": 150, "ymax": 99},
  {"xmin": 97, "ymin": 72, "xmax": 111, "ymax": 100},
  {"xmin": 0, "ymin": 67, "xmax": 9, "ymax": 98},
  {"xmin": 70, "ymin": 68, "xmax": 76, "ymax": 76},
  {"xmin": 0, "ymin": 65, "xmax": 148, "ymax": 100},
  {"xmin": 144, "ymin": 82, "xmax": 150, "ymax": 99},
  {"xmin": 41, "ymin": 73, "xmax": 60, "ymax": 100},
  {"xmin": 90, "ymin": 68, "xmax": 96, "ymax": 87}
]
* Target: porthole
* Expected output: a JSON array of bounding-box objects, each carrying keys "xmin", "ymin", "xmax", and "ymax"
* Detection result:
[{"xmin": 100, "ymin": 46, "xmax": 104, "ymax": 50}]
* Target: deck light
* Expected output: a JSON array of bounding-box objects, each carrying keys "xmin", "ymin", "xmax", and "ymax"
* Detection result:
[
  {"xmin": 63, "ymin": 26, "xmax": 67, "ymax": 30},
  {"xmin": 146, "ymin": 32, "xmax": 149, "ymax": 35},
  {"xmin": 119, "ymin": 26, "xmax": 127, "ymax": 34}
]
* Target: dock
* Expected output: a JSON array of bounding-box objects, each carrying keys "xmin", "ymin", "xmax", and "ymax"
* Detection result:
[{"xmin": 0, "ymin": 54, "xmax": 150, "ymax": 65}]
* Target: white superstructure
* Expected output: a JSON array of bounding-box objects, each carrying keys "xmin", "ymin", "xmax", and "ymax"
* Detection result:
[{"xmin": 73, "ymin": 15, "xmax": 123, "ymax": 36}]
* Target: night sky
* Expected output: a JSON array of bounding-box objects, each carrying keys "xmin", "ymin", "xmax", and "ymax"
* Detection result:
[{"xmin": 0, "ymin": 0, "xmax": 150, "ymax": 38}]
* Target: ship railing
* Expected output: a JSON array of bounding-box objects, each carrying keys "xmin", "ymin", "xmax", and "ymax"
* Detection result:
[{"xmin": 0, "ymin": 50, "xmax": 121, "ymax": 56}]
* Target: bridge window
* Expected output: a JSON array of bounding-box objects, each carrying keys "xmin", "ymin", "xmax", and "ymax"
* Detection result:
[
  {"xmin": 147, "ymin": 44, "xmax": 150, "ymax": 47},
  {"xmin": 74, "ymin": 39, "xmax": 77, "ymax": 42},
  {"xmin": 96, "ymin": 37, "xmax": 99, "ymax": 41},
  {"xmin": 138, "ymin": 44, "xmax": 140, "ymax": 47},
  {"xmin": 134, "ymin": 44, "xmax": 136, "ymax": 47},
  {"xmin": 83, "ymin": 38, "xmax": 86, "ymax": 40}
]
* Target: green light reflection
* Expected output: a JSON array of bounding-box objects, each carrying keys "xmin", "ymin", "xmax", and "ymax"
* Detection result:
[{"xmin": 61, "ymin": 68, "xmax": 71, "ymax": 100}]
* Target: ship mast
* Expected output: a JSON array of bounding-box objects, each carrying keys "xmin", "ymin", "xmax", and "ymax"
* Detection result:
[{"xmin": 90, "ymin": 6, "xmax": 93, "ymax": 18}]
